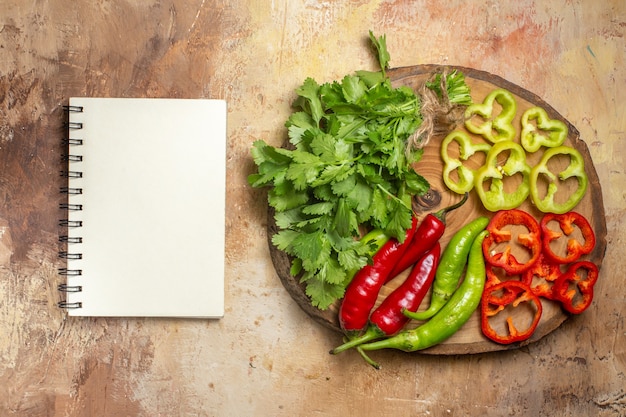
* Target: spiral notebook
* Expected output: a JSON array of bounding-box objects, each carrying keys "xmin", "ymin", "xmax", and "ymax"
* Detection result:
[{"xmin": 58, "ymin": 97, "xmax": 226, "ymax": 318}]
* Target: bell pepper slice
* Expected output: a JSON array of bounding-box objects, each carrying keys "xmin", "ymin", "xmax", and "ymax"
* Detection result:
[
  {"xmin": 481, "ymin": 281, "xmax": 543, "ymax": 344},
  {"xmin": 523, "ymin": 253, "xmax": 562, "ymax": 300},
  {"xmin": 464, "ymin": 88, "xmax": 517, "ymax": 143},
  {"xmin": 482, "ymin": 209, "xmax": 541, "ymax": 274},
  {"xmin": 520, "ymin": 106, "xmax": 568, "ymax": 153},
  {"xmin": 540, "ymin": 211, "xmax": 596, "ymax": 264},
  {"xmin": 529, "ymin": 145, "xmax": 588, "ymax": 214},
  {"xmin": 440, "ymin": 130, "xmax": 492, "ymax": 194},
  {"xmin": 485, "ymin": 255, "xmax": 533, "ymax": 304},
  {"xmin": 474, "ymin": 141, "xmax": 531, "ymax": 211},
  {"xmin": 552, "ymin": 260, "xmax": 598, "ymax": 314}
]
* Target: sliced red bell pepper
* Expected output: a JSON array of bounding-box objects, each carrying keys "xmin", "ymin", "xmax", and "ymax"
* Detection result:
[
  {"xmin": 481, "ymin": 281, "xmax": 543, "ymax": 344},
  {"xmin": 523, "ymin": 253, "xmax": 562, "ymax": 300},
  {"xmin": 540, "ymin": 211, "xmax": 596, "ymax": 264},
  {"xmin": 484, "ymin": 255, "xmax": 532, "ymax": 304},
  {"xmin": 552, "ymin": 260, "xmax": 599, "ymax": 314},
  {"xmin": 482, "ymin": 209, "xmax": 541, "ymax": 274}
]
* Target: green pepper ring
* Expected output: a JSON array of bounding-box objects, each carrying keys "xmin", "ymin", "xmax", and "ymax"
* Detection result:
[
  {"xmin": 474, "ymin": 141, "xmax": 531, "ymax": 212},
  {"xmin": 440, "ymin": 130, "xmax": 492, "ymax": 194},
  {"xmin": 529, "ymin": 146, "xmax": 588, "ymax": 214},
  {"xmin": 464, "ymin": 88, "xmax": 517, "ymax": 144},
  {"xmin": 520, "ymin": 106, "xmax": 569, "ymax": 153}
]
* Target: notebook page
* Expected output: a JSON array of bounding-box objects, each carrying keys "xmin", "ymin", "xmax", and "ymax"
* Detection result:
[{"xmin": 63, "ymin": 97, "xmax": 226, "ymax": 318}]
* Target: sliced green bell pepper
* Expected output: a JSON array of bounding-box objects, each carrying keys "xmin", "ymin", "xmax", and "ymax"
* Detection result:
[
  {"xmin": 474, "ymin": 140, "xmax": 531, "ymax": 211},
  {"xmin": 520, "ymin": 106, "xmax": 568, "ymax": 153},
  {"xmin": 529, "ymin": 145, "xmax": 588, "ymax": 213},
  {"xmin": 464, "ymin": 88, "xmax": 517, "ymax": 143},
  {"xmin": 440, "ymin": 130, "xmax": 492, "ymax": 194}
]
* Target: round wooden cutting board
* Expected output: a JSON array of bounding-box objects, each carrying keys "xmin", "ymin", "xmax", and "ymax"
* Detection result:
[{"xmin": 267, "ymin": 64, "xmax": 607, "ymax": 355}]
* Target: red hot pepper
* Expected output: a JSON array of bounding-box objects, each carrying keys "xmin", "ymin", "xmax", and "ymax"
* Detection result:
[
  {"xmin": 481, "ymin": 281, "xmax": 543, "ymax": 344},
  {"xmin": 339, "ymin": 217, "xmax": 418, "ymax": 333},
  {"xmin": 552, "ymin": 261, "xmax": 599, "ymax": 314},
  {"xmin": 331, "ymin": 244, "xmax": 440, "ymax": 354},
  {"xmin": 388, "ymin": 193, "xmax": 468, "ymax": 279},
  {"xmin": 482, "ymin": 209, "xmax": 541, "ymax": 275},
  {"xmin": 540, "ymin": 211, "xmax": 596, "ymax": 264}
]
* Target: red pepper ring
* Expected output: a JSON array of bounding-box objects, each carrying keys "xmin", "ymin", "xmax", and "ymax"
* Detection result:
[
  {"xmin": 482, "ymin": 209, "xmax": 542, "ymax": 275},
  {"xmin": 522, "ymin": 253, "xmax": 562, "ymax": 300},
  {"xmin": 481, "ymin": 281, "xmax": 543, "ymax": 345},
  {"xmin": 540, "ymin": 212, "xmax": 596, "ymax": 264},
  {"xmin": 552, "ymin": 261, "xmax": 599, "ymax": 314},
  {"xmin": 485, "ymin": 254, "xmax": 533, "ymax": 304}
]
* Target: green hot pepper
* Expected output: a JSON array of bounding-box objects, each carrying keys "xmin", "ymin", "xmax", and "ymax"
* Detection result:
[
  {"xmin": 520, "ymin": 106, "xmax": 568, "ymax": 153},
  {"xmin": 403, "ymin": 216, "xmax": 489, "ymax": 321},
  {"xmin": 529, "ymin": 145, "xmax": 588, "ymax": 213},
  {"xmin": 464, "ymin": 88, "xmax": 517, "ymax": 144},
  {"xmin": 440, "ymin": 130, "xmax": 492, "ymax": 194},
  {"xmin": 360, "ymin": 230, "xmax": 488, "ymax": 353},
  {"xmin": 474, "ymin": 140, "xmax": 531, "ymax": 211}
]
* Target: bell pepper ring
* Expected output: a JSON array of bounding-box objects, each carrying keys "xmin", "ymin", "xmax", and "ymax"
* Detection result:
[
  {"xmin": 522, "ymin": 253, "xmax": 562, "ymax": 300},
  {"xmin": 482, "ymin": 209, "xmax": 541, "ymax": 275},
  {"xmin": 540, "ymin": 211, "xmax": 596, "ymax": 264},
  {"xmin": 529, "ymin": 145, "xmax": 588, "ymax": 214},
  {"xmin": 474, "ymin": 141, "xmax": 531, "ymax": 211},
  {"xmin": 481, "ymin": 280, "xmax": 543, "ymax": 345},
  {"xmin": 440, "ymin": 130, "xmax": 491, "ymax": 194},
  {"xmin": 464, "ymin": 88, "xmax": 517, "ymax": 144},
  {"xmin": 520, "ymin": 106, "xmax": 568, "ymax": 153},
  {"xmin": 552, "ymin": 260, "xmax": 599, "ymax": 314},
  {"xmin": 485, "ymin": 255, "xmax": 533, "ymax": 304}
]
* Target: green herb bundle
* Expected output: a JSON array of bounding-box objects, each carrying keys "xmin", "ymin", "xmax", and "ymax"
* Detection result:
[{"xmin": 249, "ymin": 32, "xmax": 431, "ymax": 309}]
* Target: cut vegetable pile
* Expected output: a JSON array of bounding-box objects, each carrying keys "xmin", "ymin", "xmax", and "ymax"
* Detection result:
[{"xmin": 248, "ymin": 32, "xmax": 601, "ymax": 369}]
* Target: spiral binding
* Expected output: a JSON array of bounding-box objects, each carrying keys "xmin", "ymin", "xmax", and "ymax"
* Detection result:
[{"xmin": 58, "ymin": 104, "xmax": 84, "ymax": 310}]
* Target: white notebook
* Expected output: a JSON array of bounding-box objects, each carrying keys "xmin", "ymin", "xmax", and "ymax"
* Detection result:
[{"xmin": 59, "ymin": 97, "xmax": 226, "ymax": 318}]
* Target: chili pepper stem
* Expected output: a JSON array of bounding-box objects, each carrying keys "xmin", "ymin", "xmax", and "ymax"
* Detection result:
[
  {"xmin": 359, "ymin": 331, "xmax": 418, "ymax": 352},
  {"xmin": 402, "ymin": 299, "xmax": 445, "ymax": 321},
  {"xmin": 432, "ymin": 192, "xmax": 469, "ymax": 222},
  {"xmin": 330, "ymin": 326, "xmax": 385, "ymax": 355},
  {"xmin": 356, "ymin": 346, "xmax": 381, "ymax": 369}
]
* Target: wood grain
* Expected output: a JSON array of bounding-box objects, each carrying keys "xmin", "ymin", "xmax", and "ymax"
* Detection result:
[{"xmin": 268, "ymin": 65, "xmax": 607, "ymax": 355}]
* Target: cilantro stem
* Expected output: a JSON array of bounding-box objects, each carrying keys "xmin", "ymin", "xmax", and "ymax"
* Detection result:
[{"xmin": 376, "ymin": 183, "xmax": 412, "ymax": 211}]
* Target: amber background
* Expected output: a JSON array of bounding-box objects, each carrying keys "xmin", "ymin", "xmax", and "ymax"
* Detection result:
[{"xmin": 0, "ymin": 1, "xmax": 624, "ymax": 416}]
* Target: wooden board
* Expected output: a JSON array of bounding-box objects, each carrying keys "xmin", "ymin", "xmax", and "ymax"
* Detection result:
[{"xmin": 268, "ymin": 64, "xmax": 608, "ymax": 355}]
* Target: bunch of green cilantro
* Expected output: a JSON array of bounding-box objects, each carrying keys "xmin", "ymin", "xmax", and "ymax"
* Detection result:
[{"xmin": 248, "ymin": 32, "xmax": 430, "ymax": 309}]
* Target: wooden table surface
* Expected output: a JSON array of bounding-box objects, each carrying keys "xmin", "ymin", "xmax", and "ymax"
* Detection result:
[{"xmin": 1, "ymin": 1, "xmax": 624, "ymax": 416}]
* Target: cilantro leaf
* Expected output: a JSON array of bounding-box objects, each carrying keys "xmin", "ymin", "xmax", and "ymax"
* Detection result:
[
  {"xmin": 293, "ymin": 77, "xmax": 324, "ymax": 125},
  {"xmin": 301, "ymin": 201, "xmax": 334, "ymax": 216},
  {"xmin": 267, "ymin": 182, "xmax": 309, "ymax": 211},
  {"xmin": 285, "ymin": 150, "xmax": 323, "ymax": 190},
  {"xmin": 368, "ymin": 30, "xmax": 390, "ymax": 75},
  {"xmin": 346, "ymin": 176, "xmax": 372, "ymax": 213},
  {"xmin": 303, "ymin": 276, "xmax": 346, "ymax": 310},
  {"xmin": 385, "ymin": 198, "xmax": 413, "ymax": 242},
  {"xmin": 341, "ymin": 75, "xmax": 367, "ymax": 104},
  {"xmin": 333, "ymin": 198, "xmax": 359, "ymax": 237}
]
